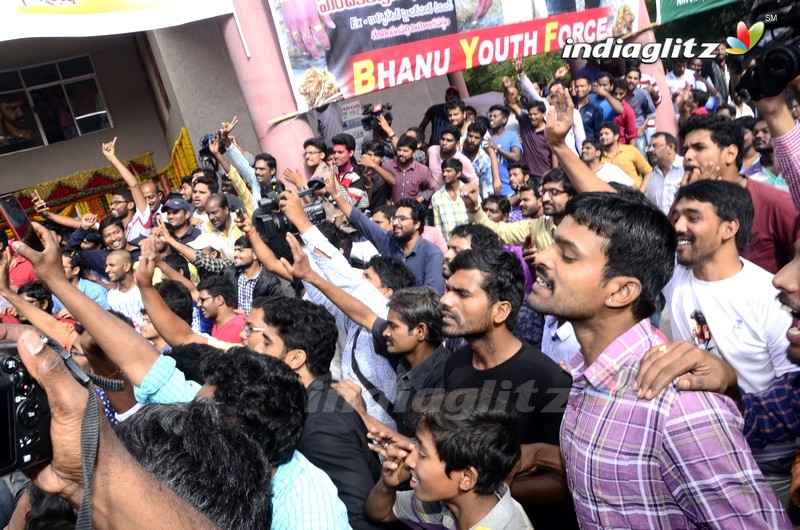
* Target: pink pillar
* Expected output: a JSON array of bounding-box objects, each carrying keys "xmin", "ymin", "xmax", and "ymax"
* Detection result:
[
  {"xmin": 448, "ymin": 72, "xmax": 470, "ymax": 98},
  {"xmin": 220, "ymin": 0, "xmax": 312, "ymax": 179},
  {"xmin": 633, "ymin": 0, "xmax": 676, "ymax": 137}
]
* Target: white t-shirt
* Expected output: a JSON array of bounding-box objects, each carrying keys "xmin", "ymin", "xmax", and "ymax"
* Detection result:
[
  {"xmin": 107, "ymin": 285, "xmax": 145, "ymax": 331},
  {"xmin": 126, "ymin": 205, "xmax": 151, "ymax": 244},
  {"xmin": 664, "ymin": 259, "xmax": 795, "ymax": 394},
  {"xmin": 595, "ymin": 163, "xmax": 635, "ymax": 187}
]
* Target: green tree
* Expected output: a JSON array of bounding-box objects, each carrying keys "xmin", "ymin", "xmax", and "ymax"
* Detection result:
[{"xmin": 463, "ymin": 51, "xmax": 566, "ymax": 95}]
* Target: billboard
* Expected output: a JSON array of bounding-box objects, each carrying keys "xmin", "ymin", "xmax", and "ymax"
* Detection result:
[{"xmin": 268, "ymin": 0, "xmax": 640, "ymax": 111}]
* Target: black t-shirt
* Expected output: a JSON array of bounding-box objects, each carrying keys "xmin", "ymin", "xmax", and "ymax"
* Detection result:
[{"xmin": 444, "ymin": 342, "xmax": 570, "ymax": 445}]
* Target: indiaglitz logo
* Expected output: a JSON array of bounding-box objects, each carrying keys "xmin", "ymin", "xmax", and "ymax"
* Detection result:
[{"xmin": 725, "ymin": 21, "xmax": 764, "ymax": 55}]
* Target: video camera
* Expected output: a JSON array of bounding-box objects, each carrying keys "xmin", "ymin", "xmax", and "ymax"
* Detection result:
[
  {"xmin": 361, "ymin": 103, "xmax": 393, "ymax": 131},
  {"xmin": 736, "ymin": 0, "xmax": 800, "ymax": 100},
  {"xmin": 253, "ymin": 177, "xmax": 327, "ymax": 240},
  {"xmin": 0, "ymin": 340, "xmax": 52, "ymax": 475},
  {"xmin": 198, "ymin": 130, "xmax": 227, "ymax": 172}
]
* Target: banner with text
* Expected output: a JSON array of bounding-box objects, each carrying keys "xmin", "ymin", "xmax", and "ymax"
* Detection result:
[
  {"xmin": 269, "ymin": 0, "xmax": 640, "ymax": 112},
  {"xmin": 0, "ymin": 0, "xmax": 234, "ymax": 42},
  {"xmin": 656, "ymin": 0, "xmax": 737, "ymax": 24}
]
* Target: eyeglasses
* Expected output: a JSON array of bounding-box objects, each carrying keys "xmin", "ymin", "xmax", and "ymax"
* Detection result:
[
  {"xmin": 391, "ymin": 215, "xmax": 412, "ymax": 222},
  {"xmin": 541, "ymin": 188, "xmax": 567, "ymax": 197},
  {"xmin": 110, "ymin": 200, "xmax": 127, "ymax": 206},
  {"xmin": 243, "ymin": 324, "xmax": 267, "ymax": 337},
  {"xmin": 303, "ymin": 150, "xmax": 322, "ymax": 156}
]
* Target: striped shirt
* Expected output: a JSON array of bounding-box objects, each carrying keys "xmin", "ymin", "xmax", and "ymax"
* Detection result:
[
  {"xmin": 562, "ymin": 320, "xmax": 791, "ymax": 529},
  {"xmin": 382, "ymin": 159, "xmax": 434, "ymax": 203},
  {"xmin": 431, "ymin": 185, "xmax": 468, "ymax": 240},
  {"xmin": 772, "ymin": 122, "xmax": 800, "ymax": 211}
]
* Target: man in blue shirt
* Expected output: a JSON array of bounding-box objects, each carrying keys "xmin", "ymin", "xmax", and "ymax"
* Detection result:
[
  {"xmin": 327, "ymin": 176, "xmax": 446, "ymax": 293},
  {"xmin": 52, "ymin": 249, "xmax": 109, "ymax": 314},
  {"xmin": 487, "ymin": 104, "xmax": 523, "ymax": 196}
]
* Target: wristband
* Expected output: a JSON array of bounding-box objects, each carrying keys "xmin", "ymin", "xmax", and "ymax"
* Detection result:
[{"xmin": 246, "ymin": 228, "xmax": 256, "ymax": 237}]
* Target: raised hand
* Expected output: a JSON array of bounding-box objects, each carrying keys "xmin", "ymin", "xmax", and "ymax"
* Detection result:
[
  {"xmin": 513, "ymin": 56, "xmax": 524, "ymax": 76},
  {"xmin": 101, "ymin": 137, "xmax": 117, "ymax": 160},
  {"xmin": 330, "ymin": 379, "xmax": 365, "ymax": 412},
  {"xmin": 367, "ymin": 428, "xmax": 415, "ymax": 488},
  {"xmin": 279, "ymin": 231, "xmax": 314, "ymax": 282},
  {"xmin": 282, "ymin": 168, "xmax": 305, "ymax": 189},
  {"xmin": 80, "ymin": 213, "xmax": 98, "ymax": 231},
  {"xmin": 555, "ymin": 65, "xmax": 570, "ymax": 79},
  {"xmin": 544, "ymin": 84, "xmax": 575, "ymax": 148},
  {"xmin": 31, "ymin": 190, "xmax": 49, "ymax": 216},
  {"xmin": 460, "ymin": 182, "xmax": 480, "ymax": 211},
  {"xmin": 473, "ymin": 0, "xmax": 493, "ymax": 20},
  {"xmin": 11, "ymin": 223, "xmax": 65, "ymax": 286}
]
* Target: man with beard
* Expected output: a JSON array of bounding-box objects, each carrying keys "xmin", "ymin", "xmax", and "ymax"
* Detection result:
[
  {"xmin": 486, "ymin": 104, "xmax": 523, "ymax": 196},
  {"xmin": 200, "ymin": 194, "xmax": 241, "ymax": 260},
  {"xmin": 444, "ymin": 98, "xmax": 471, "ymax": 144},
  {"xmin": 222, "ymin": 236, "xmax": 282, "ymax": 315},
  {"xmin": 750, "ymin": 118, "xmax": 790, "ymax": 191},
  {"xmin": 504, "ymin": 76, "xmax": 552, "ymax": 184},
  {"xmin": 580, "ymin": 139, "xmax": 634, "ymax": 186},
  {"xmin": 737, "ymin": 117, "xmax": 761, "ymax": 175},
  {"xmin": 461, "ymin": 167, "xmax": 576, "ymax": 252},
  {"xmin": 105, "ymin": 249, "xmax": 144, "ymax": 329},
  {"xmin": 65, "ymin": 217, "xmax": 140, "ymax": 278},
  {"xmin": 431, "ymin": 158, "xmax": 468, "ymax": 240},
  {"xmin": 0, "ymin": 93, "xmax": 42, "ymax": 154},
  {"xmin": 195, "ymin": 274, "xmax": 245, "ymax": 343},
  {"xmin": 440, "ymin": 247, "xmax": 574, "ymax": 529},
  {"xmin": 327, "ymin": 174, "xmax": 443, "ymax": 292},
  {"xmin": 621, "ymin": 67, "xmax": 657, "ymax": 153},
  {"xmin": 573, "ymin": 76, "xmax": 603, "ymax": 140},
  {"xmin": 102, "ymin": 138, "xmax": 152, "ymax": 244},
  {"xmin": 599, "ymin": 121, "xmax": 652, "ymax": 189},
  {"xmin": 191, "ymin": 175, "xmax": 217, "ymax": 225},
  {"xmin": 426, "ymin": 124, "xmax": 478, "ymax": 191},
  {"xmin": 644, "ymin": 132, "xmax": 683, "ymax": 215},
  {"xmin": 377, "ymin": 134, "xmax": 433, "ymax": 203},
  {"xmin": 527, "ymin": 191, "xmax": 789, "ymax": 528},
  {"xmin": 681, "ymin": 114, "xmax": 800, "ymax": 274},
  {"xmin": 461, "ymin": 121, "xmax": 500, "ymax": 199}
]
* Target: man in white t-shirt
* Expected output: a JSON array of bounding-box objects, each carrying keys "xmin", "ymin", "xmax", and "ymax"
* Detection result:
[
  {"xmin": 580, "ymin": 139, "xmax": 634, "ymax": 186},
  {"xmin": 664, "ymin": 180, "xmax": 797, "ymax": 503},
  {"xmin": 105, "ymin": 249, "xmax": 144, "ymax": 331}
]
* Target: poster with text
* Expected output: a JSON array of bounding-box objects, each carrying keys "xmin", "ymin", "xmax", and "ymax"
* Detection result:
[{"xmin": 269, "ymin": 0, "xmax": 639, "ymax": 112}]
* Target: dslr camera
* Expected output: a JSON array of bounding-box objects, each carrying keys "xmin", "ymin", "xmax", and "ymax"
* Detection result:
[
  {"xmin": 253, "ymin": 177, "xmax": 327, "ymax": 240},
  {"xmin": 736, "ymin": 0, "xmax": 800, "ymax": 100},
  {"xmin": 361, "ymin": 103, "xmax": 393, "ymax": 131},
  {"xmin": 198, "ymin": 131, "xmax": 227, "ymax": 172},
  {"xmin": 0, "ymin": 340, "xmax": 52, "ymax": 475}
]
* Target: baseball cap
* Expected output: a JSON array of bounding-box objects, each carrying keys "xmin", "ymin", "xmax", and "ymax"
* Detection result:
[
  {"xmin": 162, "ymin": 198, "xmax": 191, "ymax": 211},
  {"xmin": 187, "ymin": 233, "xmax": 224, "ymax": 253}
]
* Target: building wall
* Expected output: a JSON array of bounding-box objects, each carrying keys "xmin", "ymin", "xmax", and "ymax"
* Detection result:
[{"xmin": 0, "ymin": 35, "xmax": 171, "ymax": 194}]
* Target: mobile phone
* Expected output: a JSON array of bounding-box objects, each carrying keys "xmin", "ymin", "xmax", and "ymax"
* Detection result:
[
  {"xmin": 236, "ymin": 209, "xmax": 244, "ymax": 221},
  {"xmin": 0, "ymin": 194, "xmax": 43, "ymax": 251}
]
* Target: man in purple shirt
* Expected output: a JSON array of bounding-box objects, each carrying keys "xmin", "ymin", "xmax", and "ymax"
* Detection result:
[
  {"xmin": 426, "ymin": 124, "xmax": 478, "ymax": 191},
  {"xmin": 377, "ymin": 134, "xmax": 433, "ymax": 203},
  {"xmin": 528, "ymin": 191, "xmax": 790, "ymax": 529}
]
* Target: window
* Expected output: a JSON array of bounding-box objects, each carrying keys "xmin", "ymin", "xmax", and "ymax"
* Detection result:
[{"xmin": 0, "ymin": 55, "xmax": 112, "ymax": 156}]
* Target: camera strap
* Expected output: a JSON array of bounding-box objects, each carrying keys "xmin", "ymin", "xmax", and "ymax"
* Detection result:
[
  {"xmin": 349, "ymin": 328, "xmax": 394, "ymax": 417},
  {"xmin": 40, "ymin": 335, "xmax": 125, "ymax": 530}
]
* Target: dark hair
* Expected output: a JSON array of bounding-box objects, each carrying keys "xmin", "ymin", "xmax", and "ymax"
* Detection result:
[
  {"xmin": 254, "ymin": 297, "xmax": 338, "ymax": 377},
  {"xmin": 99, "ymin": 217, "xmax": 125, "ymax": 235},
  {"xmin": 389, "ymin": 287, "xmax": 443, "ymax": 345},
  {"xmin": 164, "ymin": 342, "xmax": 221, "ymax": 384},
  {"xmin": 734, "ymin": 116, "xmax": 757, "ymax": 133},
  {"xmin": 527, "ymin": 100, "xmax": 546, "ymax": 114},
  {"xmin": 690, "ymin": 89, "xmax": 709, "ymax": 108},
  {"xmin": 439, "ymin": 124, "xmax": 460, "ymax": 142},
  {"xmin": 680, "ymin": 114, "xmax": 744, "ymax": 169},
  {"xmin": 448, "ymin": 248, "xmax": 524, "ymax": 329},
  {"xmin": 315, "ymin": 220, "xmax": 350, "ymax": 259},
  {"xmin": 564, "ymin": 192, "xmax": 676, "ymax": 321},
  {"xmin": 374, "ymin": 204, "xmax": 398, "ymax": 221},
  {"xmin": 396, "ymin": 134, "xmax": 418, "ymax": 151},
  {"xmin": 338, "ymin": 229, "xmax": 354, "ymax": 261},
  {"xmin": 362, "ymin": 140, "xmax": 385, "ymax": 158},
  {"xmin": 331, "ymin": 133, "xmax": 356, "ymax": 152},
  {"xmin": 715, "ymin": 104, "xmax": 736, "ymax": 117},
  {"xmin": 596, "ymin": 71, "xmax": 615, "ymax": 83},
  {"xmin": 394, "ymin": 198, "xmax": 427, "ymax": 233},
  {"xmin": 304, "ymin": 138, "xmax": 329, "ymax": 158},
  {"xmin": 466, "ymin": 121, "xmax": 487, "ymax": 137},
  {"xmin": 582, "ymin": 138, "xmax": 603, "ymax": 155},
  {"xmin": 206, "ymin": 194, "xmax": 229, "ymax": 212},
  {"xmin": 488, "ymin": 104, "xmax": 510, "ymax": 119},
  {"xmin": 482, "ymin": 194, "xmax": 511, "ymax": 216},
  {"xmin": 464, "ymin": 105, "xmax": 477, "ymax": 115},
  {"xmin": 108, "ymin": 309, "xmax": 136, "ymax": 329},
  {"xmin": 254, "ymin": 153, "xmax": 277, "ymax": 170},
  {"xmin": 0, "ymin": 230, "xmax": 8, "ymax": 249},
  {"xmin": 405, "ymin": 126, "xmax": 425, "ymax": 142},
  {"xmin": 115, "ymin": 400, "xmax": 272, "ymax": 529},
  {"xmin": 413, "ymin": 391, "xmax": 520, "ymax": 495},
  {"xmin": 202, "ymin": 345, "xmax": 307, "ymax": 466},
  {"xmin": 651, "ymin": 132, "xmax": 678, "ymax": 149},
  {"xmin": 441, "ymin": 157, "xmax": 463, "ymax": 173},
  {"xmin": 18, "ymin": 281, "xmax": 53, "ymax": 313},
  {"xmin": 365, "ymin": 255, "xmax": 416, "ymax": 292},
  {"xmin": 193, "ymin": 176, "xmax": 219, "ymax": 194},
  {"xmin": 234, "ymin": 235, "xmax": 253, "ymax": 250},
  {"xmin": 112, "ymin": 189, "xmax": 134, "ymax": 204},
  {"xmin": 600, "ymin": 121, "xmax": 620, "ymax": 136},
  {"xmin": 449, "ymin": 224, "xmax": 503, "ymax": 251},
  {"xmin": 625, "ymin": 67, "xmax": 641, "ymax": 77},
  {"xmin": 196, "ymin": 274, "xmax": 236, "ymax": 307},
  {"xmin": 612, "ymin": 78, "xmax": 627, "ymax": 92},
  {"xmin": 61, "ymin": 249, "xmax": 85, "ymax": 274},
  {"xmin": 23, "ymin": 485, "xmax": 75, "ymax": 529},
  {"xmin": 473, "ymin": 115, "xmax": 490, "ymax": 132},
  {"xmin": 674, "ymin": 180, "xmax": 754, "ymax": 254},
  {"xmin": 162, "ymin": 253, "xmax": 191, "ymax": 280},
  {"xmin": 444, "ymin": 99, "xmax": 466, "ymax": 112},
  {"xmin": 181, "ymin": 175, "xmax": 194, "ymax": 187},
  {"xmin": 83, "ymin": 229, "xmax": 104, "ymax": 247},
  {"xmin": 155, "ymin": 279, "xmax": 194, "ymax": 325},
  {"xmin": 542, "ymin": 167, "xmax": 577, "ymax": 197},
  {"xmin": 574, "ymin": 75, "xmax": 591, "ymax": 85}
]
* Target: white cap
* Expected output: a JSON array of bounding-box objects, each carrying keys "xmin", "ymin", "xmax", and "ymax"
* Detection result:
[{"xmin": 187, "ymin": 233, "xmax": 225, "ymax": 253}]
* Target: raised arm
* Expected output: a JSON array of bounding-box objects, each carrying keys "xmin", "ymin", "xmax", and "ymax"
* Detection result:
[
  {"xmin": 101, "ymin": 137, "xmax": 148, "ymax": 217},
  {"xmin": 545, "ymin": 85, "xmax": 614, "ymax": 193},
  {"xmin": 31, "ymin": 190, "xmax": 82, "ymax": 230},
  {"xmin": 234, "ymin": 212, "xmax": 292, "ymax": 281},
  {"xmin": 11, "ymin": 223, "xmax": 160, "ymax": 387}
]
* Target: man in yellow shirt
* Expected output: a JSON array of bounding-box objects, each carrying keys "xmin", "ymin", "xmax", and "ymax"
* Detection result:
[{"xmin": 599, "ymin": 121, "xmax": 652, "ymax": 190}]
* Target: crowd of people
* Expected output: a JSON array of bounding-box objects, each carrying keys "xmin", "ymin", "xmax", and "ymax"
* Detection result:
[{"xmin": 1, "ymin": 49, "xmax": 800, "ymax": 530}]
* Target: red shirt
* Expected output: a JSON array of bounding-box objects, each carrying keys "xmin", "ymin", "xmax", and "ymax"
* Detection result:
[
  {"xmin": 743, "ymin": 179, "xmax": 800, "ymax": 274},
  {"xmin": 8, "ymin": 254, "xmax": 37, "ymax": 290},
  {"xmin": 614, "ymin": 100, "xmax": 638, "ymax": 144},
  {"xmin": 212, "ymin": 313, "xmax": 246, "ymax": 343}
]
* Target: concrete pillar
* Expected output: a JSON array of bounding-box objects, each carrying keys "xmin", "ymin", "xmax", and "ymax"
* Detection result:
[
  {"xmin": 447, "ymin": 71, "xmax": 470, "ymax": 99},
  {"xmin": 219, "ymin": 0, "xmax": 312, "ymax": 176}
]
